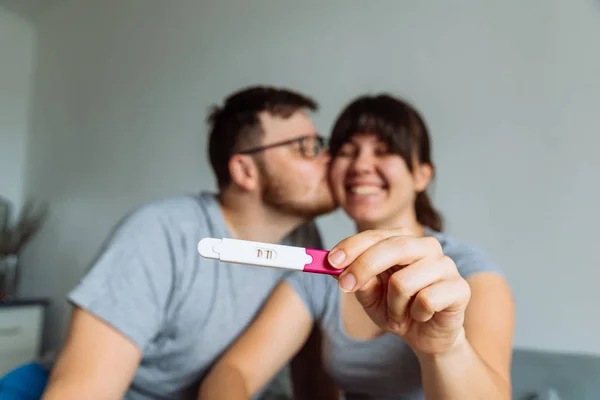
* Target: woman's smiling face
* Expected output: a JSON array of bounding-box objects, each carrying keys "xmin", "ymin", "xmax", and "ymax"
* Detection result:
[{"xmin": 329, "ymin": 132, "xmax": 431, "ymax": 230}]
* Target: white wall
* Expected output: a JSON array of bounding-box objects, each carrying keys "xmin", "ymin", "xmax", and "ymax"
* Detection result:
[
  {"xmin": 19, "ymin": 0, "xmax": 600, "ymax": 355},
  {"xmin": 0, "ymin": 6, "xmax": 35, "ymax": 220}
]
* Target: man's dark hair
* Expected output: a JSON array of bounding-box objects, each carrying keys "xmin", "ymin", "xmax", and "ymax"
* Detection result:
[{"xmin": 207, "ymin": 86, "xmax": 318, "ymax": 189}]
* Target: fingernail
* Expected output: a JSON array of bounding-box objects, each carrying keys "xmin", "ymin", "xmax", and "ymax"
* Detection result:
[
  {"xmin": 338, "ymin": 273, "xmax": 356, "ymax": 292},
  {"xmin": 328, "ymin": 249, "xmax": 346, "ymax": 267},
  {"xmin": 389, "ymin": 321, "xmax": 400, "ymax": 331}
]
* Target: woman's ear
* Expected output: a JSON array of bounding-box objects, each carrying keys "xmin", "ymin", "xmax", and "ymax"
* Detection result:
[
  {"xmin": 413, "ymin": 162, "xmax": 433, "ymax": 193},
  {"xmin": 228, "ymin": 154, "xmax": 259, "ymax": 191}
]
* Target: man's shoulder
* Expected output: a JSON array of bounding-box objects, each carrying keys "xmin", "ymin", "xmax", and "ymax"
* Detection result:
[
  {"xmin": 118, "ymin": 192, "xmax": 219, "ymax": 232},
  {"xmin": 134, "ymin": 192, "xmax": 215, "ymax": 218}
]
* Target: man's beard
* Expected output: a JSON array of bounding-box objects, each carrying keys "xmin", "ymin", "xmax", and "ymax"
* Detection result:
[{"xmin": 259, "ymin": 165, "xmax": 336, "ymax": 219}]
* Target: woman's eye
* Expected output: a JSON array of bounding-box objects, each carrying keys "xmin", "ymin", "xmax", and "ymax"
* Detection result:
[
  {"xmin": 337, "ymin": 146, "xmax": 356, "ymax": 157},
  {"xmin": 375, "ymin": 147, "xmax": 391, "ymax": 156}
]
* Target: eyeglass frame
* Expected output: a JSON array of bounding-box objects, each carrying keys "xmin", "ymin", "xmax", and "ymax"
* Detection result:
[{"xmin": 236, "ymin": 134, "xmax": 328, "ymax": 158}]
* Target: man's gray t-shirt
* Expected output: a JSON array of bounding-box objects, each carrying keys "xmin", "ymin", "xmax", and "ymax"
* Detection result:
[
  {"xmin": 286, "ymin": 227, "xmax": 504, "ymax": 400},
  {"xmin": 68, "ymin": 192, "xmax": 323, "ymax": 399}
]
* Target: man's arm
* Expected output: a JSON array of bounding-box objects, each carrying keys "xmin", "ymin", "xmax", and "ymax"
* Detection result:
[
  {"xmin": 198, "ymin": 282, "xmax": 315, "ymax": 400},
  {"xmin": 42, "ymin": 307, "xmax": 142, "ymax": 400},
  {"xmin": 42, "ymin": 204, "xmax": 178, "ymax": 399}
]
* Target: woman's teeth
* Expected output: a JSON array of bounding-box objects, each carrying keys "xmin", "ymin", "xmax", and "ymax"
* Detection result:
[{"xmin": 350, "ymin": 186, "xmax": 382, "ymax": 195}]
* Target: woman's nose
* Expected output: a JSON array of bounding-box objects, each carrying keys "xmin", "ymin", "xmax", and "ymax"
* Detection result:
[{"xmin": 351, "ymin": 151, "xmax": 376, "ymax": 174}]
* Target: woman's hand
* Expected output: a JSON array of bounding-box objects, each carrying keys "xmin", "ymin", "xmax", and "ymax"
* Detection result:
[{"xmin": 327, "ymin": 228, "xmax": 471, "ymax": 357}]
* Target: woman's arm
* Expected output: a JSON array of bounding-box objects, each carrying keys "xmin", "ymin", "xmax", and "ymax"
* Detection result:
[
  {"xmin": 326, "ymin": 228, "xmax": 514, "ymax": 400},
  {"xmin": 198, "ymin": 281, "xmax": 315, "ymax": 400},
  {"xmin": 418, "ymin": 272, "xmax": 514, "ymax": 399}
]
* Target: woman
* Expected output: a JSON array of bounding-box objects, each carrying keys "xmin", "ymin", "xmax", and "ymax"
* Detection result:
[{"xmin": 198, "ymin": 94, "xmax": 514, "ymax": 399}]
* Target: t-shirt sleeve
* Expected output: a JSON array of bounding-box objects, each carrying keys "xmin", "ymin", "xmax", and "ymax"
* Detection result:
[
  {"xmin": 285, "ymin": 271, "xmax": 334, "ymax": 321},
  {"xmin": 448, "ymin": 243, "xmax": 504, "ymax": 280},
  {"xmin": 67, "ymin": 205, "xmax": 177, "ymax": 351}
]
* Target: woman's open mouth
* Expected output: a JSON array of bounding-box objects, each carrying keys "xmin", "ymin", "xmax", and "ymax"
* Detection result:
[{"xmin": 345, "ymin": 183, "xmax": 388, "ymax": 199}]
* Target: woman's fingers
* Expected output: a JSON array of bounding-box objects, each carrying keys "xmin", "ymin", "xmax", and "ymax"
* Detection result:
[
  {"xmin": 354, "ymin": 275, "xmax": 384, "ymax": 310},
  {"xmin": 403, "ymin": 278, "xmax": 471, "ymax": 328},
  {"xmin": 384, "ymin": 256, "xmax": 457, "ymax": 330},
  {"xmin": 336, "ymin": 234, "xmax": 444, "ymax": 293},
  {"xmin": 327, "ymin": 228, "xmax": 416, "ymax": 269}
]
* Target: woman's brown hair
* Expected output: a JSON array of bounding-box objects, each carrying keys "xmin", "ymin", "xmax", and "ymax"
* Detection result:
[{"xmin": 329, "ymin": 94, "xmax": 443, "ymax": 232}]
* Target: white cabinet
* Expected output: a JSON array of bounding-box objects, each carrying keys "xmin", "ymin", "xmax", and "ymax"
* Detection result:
[{"xmin": 0, "ymin": 301, "xmax": 46, "ymax": 376}]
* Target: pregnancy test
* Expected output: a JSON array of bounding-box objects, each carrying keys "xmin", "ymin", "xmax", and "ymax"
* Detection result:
[{"xmin": 197, "ymin": 237, "xmax": 342, "ymax": 275}]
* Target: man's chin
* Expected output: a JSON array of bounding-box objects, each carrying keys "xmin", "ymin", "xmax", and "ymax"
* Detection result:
[
  {"xmin": 262, "ymin": 186, "xmax": 338, "ymax": 220},
  {"xmin": 286, "ymin": 198, "xmax": 338, "ymax": 221},
  {"xmin": 304, "ymin": 203, "xmax": 338, "ymax": 219},
  {"xmin": 307, "ymin": 193, "xmax": 339, "ymax": 217}
]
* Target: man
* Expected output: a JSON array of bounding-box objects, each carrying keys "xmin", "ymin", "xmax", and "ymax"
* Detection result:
[{"xmin": 41, "ymin": 86, "xmax": 336, "ymax": 399}]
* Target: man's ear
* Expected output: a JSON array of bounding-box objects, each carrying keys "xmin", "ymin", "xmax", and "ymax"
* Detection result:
[
  {"xmin": 413, "ymin": 162, "xmax": 433, "ymax": 193},
  {"xmin": 228, "ymin": 154, "xmax": 259, "ymax": 191}
]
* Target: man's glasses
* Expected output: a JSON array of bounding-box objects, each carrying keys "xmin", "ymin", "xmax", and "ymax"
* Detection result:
[{"xmin": 237, "ymin": 135, "xmax": 327, "ymax": 159}]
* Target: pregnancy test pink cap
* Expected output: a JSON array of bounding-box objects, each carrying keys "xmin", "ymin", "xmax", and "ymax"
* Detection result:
[{"xmin": 303, "ymin": 248, "xmax": 342, "ymax": 275}]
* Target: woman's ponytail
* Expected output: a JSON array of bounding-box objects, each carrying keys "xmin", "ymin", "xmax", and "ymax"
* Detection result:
[{"xmin": 415, "ymin": 191, "xmax": 443, "ymax": 232}]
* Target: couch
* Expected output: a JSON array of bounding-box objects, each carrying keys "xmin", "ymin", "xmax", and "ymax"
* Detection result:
[{"xmin": 512, "ymin": 347, "xmax": 600, "ymax": 399}]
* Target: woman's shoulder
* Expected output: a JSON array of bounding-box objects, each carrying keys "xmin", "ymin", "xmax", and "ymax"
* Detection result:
[{"xmin": 425, "ymin": 228, "xmax": 503, "ymax": 280}]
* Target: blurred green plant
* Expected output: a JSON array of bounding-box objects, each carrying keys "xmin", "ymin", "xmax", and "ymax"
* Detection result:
[{"xmin": 0, "ymin": 200, "xmax": 49, "ymax": 257}]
